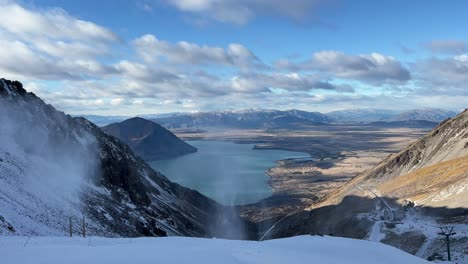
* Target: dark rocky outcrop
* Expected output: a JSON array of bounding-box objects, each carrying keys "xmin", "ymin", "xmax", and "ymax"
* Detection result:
[{"xmin": 103, "ymin": 117, "xmax": 197, "ymax": 161}]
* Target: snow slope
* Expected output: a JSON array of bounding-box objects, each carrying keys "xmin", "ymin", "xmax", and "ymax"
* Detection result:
[
  {"xmin": 0, "ymin": 235, "xmax": 429, "ymax": 264},
  {"xmin": 0, "ymin": 78, "xmax": 234, "ymax": 238}
]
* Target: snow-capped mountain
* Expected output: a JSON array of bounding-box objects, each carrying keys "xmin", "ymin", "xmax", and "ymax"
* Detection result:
[
  {"xmin": 326, "ymin": 109, "xmax": 399, "ymax": 123},
  {"xmin": 153, "ymin": 109, "xmax": 329, "ymax": 129},
  {"xmin": 390, "ymin": 108, "xmax": 458, "ymax": 122},
  {"xmin": 80, "ymin": 108, "xmax": 457, "ymax": 128},
  {"xmin": 0, "ymin": 79, "xmax": 235, "ymax": 238},
  {"xmin": 326, "ymin": 108, "xmax": 457, "ymax": 124}
]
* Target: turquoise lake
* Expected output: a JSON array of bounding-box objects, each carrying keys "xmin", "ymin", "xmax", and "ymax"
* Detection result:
[{"xmin": 150, "ymin": 140, "xmax": 307, "ymax": 205}]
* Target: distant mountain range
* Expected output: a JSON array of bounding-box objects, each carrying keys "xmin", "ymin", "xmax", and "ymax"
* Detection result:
[
  {"xmin": 326, "ymin": 109, "xmax": 399, "ymax": 123},
  {"xmin": 152, "ymin": 109, "xmax": 329, "ymax": 129},
  {"xmin": 326, "ymin": 108, "xmax": 458, "ymax": 124},
  {"xmin": 389, "ymin": 108, "xmax": 458, "ymax": 122},
  {"xmin": 151, "ymin": 108, "xmax": 456, "ymax": 129},
  {"xmin": 79, "ymin": 108, "xmax": 458, "ymax": 129},
  {"xmin": 103, "ymin": 117, "xmax": 197, "ymax": 161}
]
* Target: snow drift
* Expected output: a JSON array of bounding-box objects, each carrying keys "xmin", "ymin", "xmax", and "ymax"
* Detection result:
[{"xmin": 0, "ymin": 235, "xmax": 430, "ymax": 264}]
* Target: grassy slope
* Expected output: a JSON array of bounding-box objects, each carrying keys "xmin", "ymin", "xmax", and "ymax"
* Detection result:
[{"xmin": 378, "ymin": 155, "xmax": 468, "ymax": 208}]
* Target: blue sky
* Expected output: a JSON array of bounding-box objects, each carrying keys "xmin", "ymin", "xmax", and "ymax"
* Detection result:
[
  {"xmin": 33, "ymin": 0, "xmax": 468, "ymax": 59},
  {"xmin": 0, "ymin": 0, "xmax": 467, "ymax": 115}
]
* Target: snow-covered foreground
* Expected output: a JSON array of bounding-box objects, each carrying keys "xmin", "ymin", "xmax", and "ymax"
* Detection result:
[{"xmin": 0, "ymin": 235, "xmax": 429, "ymax": 264}]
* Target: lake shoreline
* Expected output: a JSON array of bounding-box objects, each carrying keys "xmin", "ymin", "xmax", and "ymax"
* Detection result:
[
  {"xmin": 151, "ymin": 140, "xmax": 306, "ymax": 206},
  {"xmin": 173, "ymin": 127, "xmax": 425, "ymax": 223}
]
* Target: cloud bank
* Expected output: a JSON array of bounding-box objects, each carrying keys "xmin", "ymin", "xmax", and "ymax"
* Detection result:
[{"xmin": 0, "ymin": 1, "xmax": 466, "ymax": 114}]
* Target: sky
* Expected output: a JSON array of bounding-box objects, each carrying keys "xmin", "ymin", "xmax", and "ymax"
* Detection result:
[{"xmin": 0, "ymin": 0, "xmax": 467, "ymax": 115}]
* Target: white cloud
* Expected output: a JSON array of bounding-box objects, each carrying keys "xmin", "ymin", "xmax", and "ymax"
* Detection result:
[
  {"xmin": 115, "ymin": 60, "xmax": 181, "ymax": 83},
  {"xmin": 0, "ymin": 39, "xmax": 74, "ymax": 80},
  {"xmin": 424, "ymin": 40, "xmax": 468, "ymax": 54},
  {"xmin": 414, "ymin": 55, "xmax": 468, "ymax": 95},
  {"xmin": 168, "ymin": 0, "xmax": 214, "ymax": 11},
  {"xmin": 94, "ymin": 99, "xmax": 105, "ymax": 105},
  {"xmin": 0, "ymin": 2, "xmax": 117, "ymax": 42},
  {"xmin": 110, "ymin": 98, "xmax": 124, "ymax": 106},
  {"xmin": 133, "ymin": 34, "xmax": 260, "ymax": 67},
  {"xmin": 0, "ymin": 1, "xmax": 118, "ymax": 80},
  {"xmin": 3, "ymin": 1, "xmax": 465, "ymax": 115},
  {"xmin": 230, "ymin": 72, "xmax": 353, "ymax": 93},
  {"xmin": 277, "ymin": 51, "xmax": 411, "ymax": 85},
  {"xmin": 23, "ymin": 81, "xmax": 42, "ymax": 94},
  {"xmin": 34, "ymin": 40, "xmax": 109, "ymax": 59},
  {"xmin": 132, "ymin": 99, "xmax": 144, "ymax": 105},
  {"xmin": 164, "ymin": 0, "xmax": 329, "ymax": 25},
  {"xmin": 454, "ymin": 54, "xmax": 468, "ymax": 62}
]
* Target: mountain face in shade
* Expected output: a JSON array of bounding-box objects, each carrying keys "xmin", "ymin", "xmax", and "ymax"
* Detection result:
[
  {"xmin": 103, "ymin": 117, "xmax": 197, "ymax": 161},
  {"xmin": 0, "ymin": 78, "xmax": 232, "ymax": 238}
]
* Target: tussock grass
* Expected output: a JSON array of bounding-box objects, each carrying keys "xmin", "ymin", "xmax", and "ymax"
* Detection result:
[{"xmin": 378, "ymin": 155, "xmax": 468, "ymax": 203}]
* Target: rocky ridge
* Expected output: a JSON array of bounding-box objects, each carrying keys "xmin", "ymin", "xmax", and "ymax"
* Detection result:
[{"xmin": 0, "ymin": 78, "xmax": 238, "ymax": 238}]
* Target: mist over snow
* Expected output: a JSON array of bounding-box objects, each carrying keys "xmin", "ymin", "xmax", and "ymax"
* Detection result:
[
  {"xmin": 0, "ymin": 79, "xmax": 238, "ymax": 238},
  {"xmin": 0, "ymin": 94, "xmax": 100, "ymax": 235}
]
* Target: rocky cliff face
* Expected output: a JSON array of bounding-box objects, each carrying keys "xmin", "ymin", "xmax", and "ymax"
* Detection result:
[
  {"xmin": 103, "ymin": 117, "xmax": 197, "ymax": 161},
  {"xmin": 0, "ymin": 79, "xmax": 228, "ymax": 237}
]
